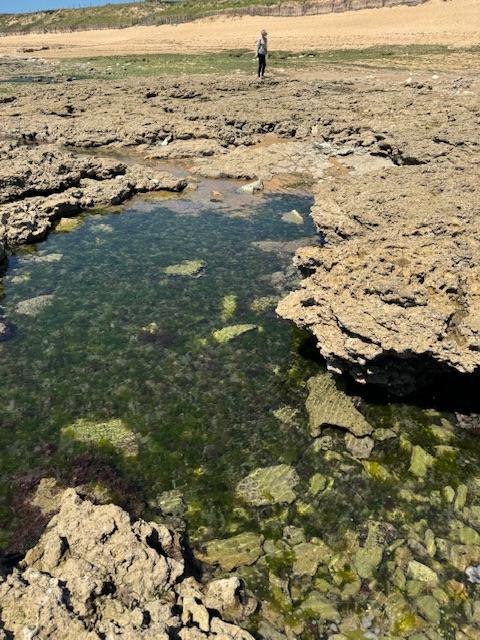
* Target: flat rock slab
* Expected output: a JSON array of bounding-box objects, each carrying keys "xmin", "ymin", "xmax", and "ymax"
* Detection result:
[
  {"xmin": 236, "ymin": 464, "xmax": 300, "ymax": 506},
  {"xmin": 305, "ymin": 373, "xmax": 372, "ymax": 437},
  {"xmin": 198, "ymin": 532, "xmax": 264, "ymax": 571},
  {"xmin": 61, "ymin": 417, "xmax": 139, "ymax": 457},
  {"xmin": 163, "ymin": 260, "xmax": 206, "ymax": 277},
  {"xmin": 212, "ymin": 324, "xmax": 258, "ymax": 344},
  {"xmin": 15, "ymin": 294, "xmax": 54, "ymax": 317}
]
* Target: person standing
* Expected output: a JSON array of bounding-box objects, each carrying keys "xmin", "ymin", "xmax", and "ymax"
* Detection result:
[{"xmin": 255, "ymin": 29, "xmax": 268, "ymax": 80}]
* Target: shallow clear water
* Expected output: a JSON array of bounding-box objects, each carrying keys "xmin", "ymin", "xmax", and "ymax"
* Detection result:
[
  {"xmin": 1, "ymin": 185, "xmax": 480, "ymax": 637},
  {"xmin": 0, "ymin": 186, "xmax": 317, "ymax": 544}
]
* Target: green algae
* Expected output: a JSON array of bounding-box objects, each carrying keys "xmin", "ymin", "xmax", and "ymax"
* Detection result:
[
  {"xmin": 220, "ymin": 294, "xmax": 237, "ymax": 321},
  {"xmin": 61, "ymin": 418, "xmax": 139, "ymax": 457}
]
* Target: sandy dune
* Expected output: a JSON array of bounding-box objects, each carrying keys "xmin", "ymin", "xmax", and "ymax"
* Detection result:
[{"xmin": 0, "ymin": 0, "xmax": 478, "ymax": 58}]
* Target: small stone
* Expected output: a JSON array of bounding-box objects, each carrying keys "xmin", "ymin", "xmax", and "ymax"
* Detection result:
[
  {"xmin": 443, "ymin": 486, "xmax": 455, "ymax": 503},
  {"xmin": 281, "ymin": 209, "xmax": 304, "ymax": 225},
  {"xmin": 293, "ymin": 540, "xmax": 332, "ymax": 576},
  {"xmin": 345, "ymin": 434, "xmax": 374, "ymax": 459},
  {"xmin": 362, "ymin": 460, "xmax": 392, "ymax": 481},
  {"xmin": 353, "ymin": 546, "xmax": 383, "ymax": 579},
  {"xmin": 466, "ymin": 565, "xmax": 480, "ymax": 584},
  {"xmin": 236, "ymin": 464, "xmax": 299, "ymax": 506},
  {"xmin": 151, "ymin": 489, "xmax": 186, "ymax": 516},
  {"xmin": 238, "ymin": 179, "xmax": 263, "ymax": 194},
  {"xmin": 309, "ymin": 473, "xmax": 327, "ymax": 496},
  {"xmin": 454, "ymin": 484, "xmax": 468, "ymax": 511},
  {"xmin": 299, "ymin": 591, "xmax": 340, "ymax": 622},
  {"xmin": 281, "ymin": 526, "xmax": 305, "ymax": 547},
  {"xmin": 210, "ymin": 190, "xmax": 223, "ymax": 202},
  {"xmin": 416, "ymin": 595, "xmax": 440, "ymax": 624},
  {"xmin": 199, "ymin": 532, "xmax": 263, "ymax": 571},
  {"xmin": 15, "ymin": 294, "xmax": 54, "ymax": 317},
  {"xmin": 373, "ymin": 428, "xmax": 397, "ymax": 442},
  {"xmin": 163, "ymin": 259, "xmax": 206, "ymax": 277},
  {"xmin": 424, "ymin": 529, "xmax": 437, "ymax": 557},
  {"xmin": 407, "ymin": 560, "xmax": 438, "ymax": 584},
  {"xmin": 409, "ymin": 446, "xmax": 434, "ymax": 478},
  {"xmin": 212, "ymin": 324, "xmax": 258, "ymax": 344}
]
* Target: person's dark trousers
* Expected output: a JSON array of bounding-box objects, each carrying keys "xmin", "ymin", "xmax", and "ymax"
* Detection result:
[{"xmin": 257, "ymin": 54, "xmax": 266, "ymax": 78}]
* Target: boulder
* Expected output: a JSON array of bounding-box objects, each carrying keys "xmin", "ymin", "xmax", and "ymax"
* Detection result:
[
  {"xmin": 0, "ymin": 490, "xmax": 255, "ymax": 639},
  {"xmin": 277, "ymin": 164, "xmax": 480, "ymax": 395}
]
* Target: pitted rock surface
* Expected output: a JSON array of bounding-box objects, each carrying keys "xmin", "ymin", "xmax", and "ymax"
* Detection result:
[
  {"xmin": 0, "ymin": 490, "xmax": 256, "ymax": 639},
  {"xmin": 278, "ymin": 163, "xmax": 480, "ymax": 394}
]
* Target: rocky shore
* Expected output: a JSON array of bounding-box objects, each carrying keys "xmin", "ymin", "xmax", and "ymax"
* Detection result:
[
  {"xmin": 0, "ymin": 489, "xmax": 256, "ymax": 639},
  {"xmin": 1, "ymin": 62, "xmax": 478, "ymax": 392}
]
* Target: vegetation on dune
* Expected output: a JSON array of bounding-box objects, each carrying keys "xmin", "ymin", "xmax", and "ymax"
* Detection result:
[{"xmin": 0, "ymin": 0, "xmax": 428, "ymax": 36}]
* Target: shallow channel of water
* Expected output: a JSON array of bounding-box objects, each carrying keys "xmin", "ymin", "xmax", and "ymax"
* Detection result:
[{"xmin": 1, "ymin": 183, "xmax": 480, "ymax": 637}]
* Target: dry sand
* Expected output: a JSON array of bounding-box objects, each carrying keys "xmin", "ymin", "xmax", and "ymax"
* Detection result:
[{"xmin": 0, "ymin": 0, "xmax": 478, "ymax": 58}]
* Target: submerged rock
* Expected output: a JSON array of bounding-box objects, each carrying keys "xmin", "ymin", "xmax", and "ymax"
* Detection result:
[
  {"xmin": 354, "ymin": 546, "xmax": 383, "ymax": 579},
  {"xmin": 61, "ymin": 417, "xmax": 139, "ymax": 457},
  {"xmin": 292, "ymin": 540, "xmax": 332, "ymax": 576},
  {"xmin": 281, "ymin": 209, "xmax": 304, "ymax": 225},
  {"xmin": 198, "ymin": 532, "xmax": 263, "ymax": 571},
  {"xmin": 408, "ymin": 560, "xmax": 438, "ymax": 584},
  {"xmin": 212, "ymin": 324, "xmax": 258, "ymax": 344},
  {"xmin": 345, "ymin": 433, "xmax": 375, "ymax": 460},
  {"xmin": 236, "ymin": 464, "xmax": 300, "ymax": 506},
  {"xmin": 305, "ymin": 373, "xmax": 373, "ymax": 437},
  {"xmin": 15, "ymin": 294, "xmax": 54, "ymax": 317},
  {"xmin": 238, "ymin": 180, "xmax": 263, "ymax": 195},
  {"xmin": 221, "ymin": 294, "xmax": 237, "ymax": 322},
  {"xmin": 409, "ymin": 445, "xmax": 434, "ymax": 478},
  {"xmin": 0, "ymin": 490, "xmax": 255, "ymax": 639},
  {"xmin": 55, "ymin": 217, "xmax": 82, "ymax": 233},
  {"xmin": 164, "ymin": 259, "xmax": 206, "ymax": 277},
  {"xmin": 0, "ymin": 315, "xmax": 14, "ymax": 341},
  {"xmin": 299, "ymin": 592, "xmax": 340, "ymax": 622}
]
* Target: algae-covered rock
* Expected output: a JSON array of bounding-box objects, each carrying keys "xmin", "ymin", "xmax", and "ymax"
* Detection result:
[
  {"xmin": 345, "ymin": 434, "xmax": 374, "ymax": 459},
  {"xmin": 61, "ymin": 418, "xmax": 139, "ymax": 457},
  {"xmin": 55, "ymin": 217, "xmax": 82, "ymax": 233},
  {"xmin": 281, "ymin": 209, "xmax": 304, "ymax": 225},
  {"xmin": 15, "ymin": 294, "xmax": 54, "ymax": 317},
  {"xmin": 293, "ymin": 540, "xmax": 332, "ymax": 576},
  {"xmin": 409, "ymin": 446, "xmax": 435, "ymax": 478},
  {"xmin": 149, "ymin": 490, "xmax": 186, "ymax": 517},
  {"xmin": 299, "ymin": 591, "xmax": 340, "ymax": 622},
  {"xmin": 354, "ymin": 546, "xmax": 383, "ymax": 579},
  {"xmin": 199, "ymin": 532, "xmax": 264, "ymax": 571},
  {"xmin": 164, "ymin": 259, "xmax": 206, "ymax": 277},
  {"xmin": 250, "ymin": 296, "xmax": 277, "ymax": 313},
  {"xmin": 309, "ymin": 473, "xmax": 327, "ymax": 496},
  {"xmin": 407, "ymin": 560, "xmax": 438, "ymax": 584},
  {"xmin": 416, "ymin": 595, "xmax": 440, "ymax": 624},
  {"xmin": 306, "ymin": 373, "xmax": 372, "ymax": 437},
  {"xmin": 213, "ymin": 324, "xmax": 258, "ymax": 344},
  {"xmin": 272, "ymin": 406, "xmax": 299, "ymax": 429},
  {"xmin": 221, "ymin": 294, "xmax": 237, "ymax": 322},
  {"xmin": 236, "ymin": 464, "xmax": 299, "ymax": 506}
]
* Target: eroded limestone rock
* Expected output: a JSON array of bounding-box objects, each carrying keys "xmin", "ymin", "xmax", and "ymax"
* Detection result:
[{"xmin": 0, "ymin": 490, "xmax": 255, "ymax": 639}]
